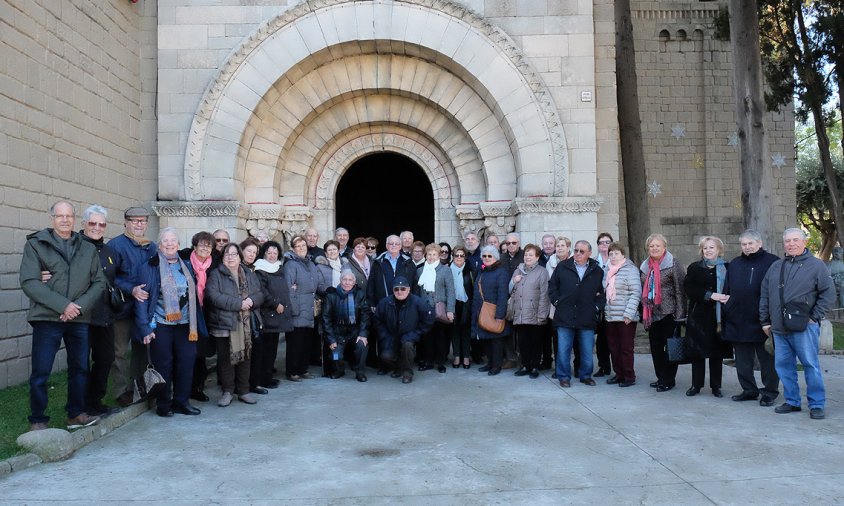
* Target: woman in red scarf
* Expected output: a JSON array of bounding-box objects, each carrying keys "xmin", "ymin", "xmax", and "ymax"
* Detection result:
[{"xmin": 639, "ymin": 234, "xmax": 687, "ymax": 392}]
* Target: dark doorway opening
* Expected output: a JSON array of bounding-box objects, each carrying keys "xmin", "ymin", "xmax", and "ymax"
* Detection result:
[{"xmin": 335, "ymin": 152, "xmax": 434, "ymax": 249}]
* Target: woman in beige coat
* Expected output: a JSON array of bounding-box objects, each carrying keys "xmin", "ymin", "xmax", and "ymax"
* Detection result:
[{"xmin": 509, "ymin": 244, "xmax": 550, "ymax": 378}]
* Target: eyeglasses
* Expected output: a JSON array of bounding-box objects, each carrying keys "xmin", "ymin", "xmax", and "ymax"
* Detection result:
[
  {"xmin": 52, "ymin": 214, "xmax": 74, "ymax": 220},
  {"xmin": 598, "ymin": 240, "xmax": 611, "ymax": 245},
  {"xmin": 215, "ymin": 238, "xmax": 229, "ymax": 243},
  {"xmin": 393, "ymin": 287, "xmax": 409, "ymax": 292},
  {"xmin": 440, "ymin": 250, "xmax": 449, "ymax": 255},
  {"xmin": 126, "ymin": 219, "xmax": 147, "ymax": 225},
  {"xmin": 387, "ymin": 242, "xmax": 401, "ymax": 246},
  {"xmin": 505, "ymin": 241, "xmax": 518, "ymax": 245},
  {"xmin": 366, "ymin": 245, "xmax": 377, "ymax": 250},
  {"xmin": 87, "ymin": 221, "xmax": 106, "ymax": 228},
  {"xmin": 574, "ymin": 249, "xmax": 588, "ymax": 254},
  {"xmin": 481, "ymin": 254, "xmax": 494, "ymax": 258},
  {"xmin": 453, "ymin": 253, "xmax": 465, "ymax": 258}
]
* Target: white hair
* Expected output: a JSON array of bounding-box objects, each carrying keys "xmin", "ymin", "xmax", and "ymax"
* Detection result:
[
  {"xmin": 83, "ymin": 204, "xmax": 108, "ymax": 221},
  {"xmin": 480, "ymin": 245, "xmax": 500, "ymax": 260},
  {"xmin": 782, "ymin": 227, "xmax": 806, "ymax": 240}
]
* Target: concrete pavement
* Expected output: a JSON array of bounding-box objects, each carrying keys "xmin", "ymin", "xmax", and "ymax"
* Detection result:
[{"xmin": 1, "ymin": 353, "xmax": 843, "ymax": 504}]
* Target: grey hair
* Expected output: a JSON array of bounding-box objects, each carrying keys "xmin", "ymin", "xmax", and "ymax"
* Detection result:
[
  {"xmin": 464, "ymin": 231, "xmax": 478, "ymax": 240},
  {"xmin": 83, "ymin": 204, "xmax": 108, "ymax": 221},
  {"xmin": 400, "ymin": 230, "xmax": 414, "ymax": 240},
  {"xmin": 340, "ymin": 269, "xmax": 356, "ymax": 280},
  {"xmin": 541, "ymin": 234, "xmax": 556, "ymax": 242},
  {"xmin": 50, "ymin": 200, "xmax": 75, "ymax": 216},
  {"xmin": 506, "ymin": 232, "xmax": 520, "ymax": 241},
  {"xmin": 158, "ymin": 226, "xmax": 180, "ymax": 243},
  {"xmin": 480, "ymin": 245, "xmax": 500, "ymax": 260},
  {"xmin": 739, "ymin": 229, "xmax": 763, "ymax": 242},
  {"xmin": 335, "ymin": 227, "xmax": 349, "ymax": 235},
  {"xmin": 782, "ymin": 227, "xmax": 806, "ymax": 240},
  {"xmin": 574, "ymin": 240, "xmax": 592, "ymax": 252},
  {"xmin": 385, "ymin": 234, "xmax": 400, "ymax": 244}
]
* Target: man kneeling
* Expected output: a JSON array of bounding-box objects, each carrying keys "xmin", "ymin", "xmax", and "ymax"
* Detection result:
[{"xmin": 374, "ymin": 277, "xmax": 434, "ymax": 383}]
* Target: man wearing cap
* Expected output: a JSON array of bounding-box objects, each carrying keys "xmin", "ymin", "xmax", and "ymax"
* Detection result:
[
  {"xmin": 20, "ymin": 201, "xmax": 106, "ymax": 431},
  {"xmin": 373, "ymin": 276, "xmax": 435, "ymax": 383},
  {"xmin": 107, "ymin": 206, "xmax": 157, "ymax": 406}
]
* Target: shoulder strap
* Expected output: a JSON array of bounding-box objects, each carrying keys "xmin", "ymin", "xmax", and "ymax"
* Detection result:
[
  {"xmin": 478, "ymin": 273, "xmax": 485, "ymax": 301},
  {"xmin": 779, "ymin": 260, "xmax": 786, "ymax": 310}
]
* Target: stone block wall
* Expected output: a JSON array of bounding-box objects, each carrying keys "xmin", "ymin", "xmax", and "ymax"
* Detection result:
[
  {"xmin": 627, "ymin": 0, "xmax": 795, "ymax": 265},
  {"xmin": 0, "ymin": 1, "xmax": 153, "ymax": 388}
]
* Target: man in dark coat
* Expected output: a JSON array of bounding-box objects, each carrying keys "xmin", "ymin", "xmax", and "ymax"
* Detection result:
[
  {"xmin": 722, "ymin": 229, "xmax": 780, "ymax": 406},
  {"xmin": 373, "ymin": 277, "xmax": 434, "ymax": 383},
  {"xmin": 548, "ymin": 240, "xmax": 605, "ymax": 387}
]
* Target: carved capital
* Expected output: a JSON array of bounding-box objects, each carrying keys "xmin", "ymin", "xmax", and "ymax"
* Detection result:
[
  {"xmin": 279, "ymin": 206, "xmax": 312, "ymax": 246},
  {"xmin": 245, "ymin": 204, "xmax": 283, "ymax": 241}
]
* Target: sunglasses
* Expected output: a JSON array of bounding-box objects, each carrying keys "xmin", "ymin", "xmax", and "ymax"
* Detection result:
[
  {"xmin": 481, "ymin": 254, "xmax": 494, "ymax": 258},
  {"xmin": 598, "ymin": 240, "xmax": 611, "ymax": 245},
  {"xmin": 505, "ymin": 241, "xmax": 518, "ymax": 245},
  {"xmin": 366, "ymin": 245, "xmax": 377, "ymax": 250},
  {"xmin": 574, "ymin": 249, "xmax": 588, "ymax": 254},
  {"xmin": 87, "ymin": 221, "xmax": 106, "ymax": 228},
  {"xmin": 215, "ymin": 238, "xmax": 229, "ymax": 243},
  {"xmin": 453, "ymin": 253, "xmax": 465, "ymax": 258},
  {"xmin": 393, "ymin": 287, "xmax": 409, "ymax": 292}
]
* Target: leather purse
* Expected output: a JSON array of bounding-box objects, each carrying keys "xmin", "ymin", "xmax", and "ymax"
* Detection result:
[
  {"xmin": 478, "ymin": 281, "xmax": 505, "ymax": 334},
  {"xmin": 435, "ymin": 301, "xmax": 451, "ymax": 324}
]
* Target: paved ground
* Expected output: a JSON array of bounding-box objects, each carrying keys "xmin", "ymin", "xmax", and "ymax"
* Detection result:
[{"xmin": 2, "ymin": 353, "xmax": 843, "ymax": 505}]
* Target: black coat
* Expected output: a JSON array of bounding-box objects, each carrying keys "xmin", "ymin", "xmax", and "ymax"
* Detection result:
[
  {"xmin": 205, "ymin": 264, "xmax": 265, "ymax": 332},
  {"xmin": 322, "ymin": 285, "xmax": 370, "ymax": 344},
  {"xmin": 374, "ymin": 293, "xmax": 434, "ymax": 351},
  {"xmin": 81, "ymin": 233, "xmax": 118, "ymax": 327},
  {"xmin": 366, "ymin": 253, "xmax": 417, "ymax": 305},
  {"xmin": 548, "ymin": 258, "xmax": 605, "ymax": 330},
  {"xmin": 255, "ymin": 267, "xmax": 294, "ymax": 334},
  {"xmin": 684, "ymin": 260, "xmax": 727, "ymax": 358},
  {"xmin": 504, "ymin": 248, "xmax": 524, "ymax": 278},
  {"xmin": 722, "ymin": 249, "xmax": 778, "ymax": 343},
  {"xmin": 455, "ymin": 265, "xmax": 474, "ymax": 325}
]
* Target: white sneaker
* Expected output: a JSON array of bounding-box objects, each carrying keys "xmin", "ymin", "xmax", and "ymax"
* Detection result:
[{"xmin": 218, "ymin": 391, "xmax": 233, "ymax": 407}]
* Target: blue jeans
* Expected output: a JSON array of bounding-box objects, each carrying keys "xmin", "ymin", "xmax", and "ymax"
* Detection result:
[
  {"xmin": 29, "ymin": 322, "xmax": 89, "ymax": 423},
  {"xmin": 555, "ymin": 327, "xmax": 595, "ymax": 381},
  {"xmin": 774, "ymin": 322, "xmax": 825, "ymax": 409}
]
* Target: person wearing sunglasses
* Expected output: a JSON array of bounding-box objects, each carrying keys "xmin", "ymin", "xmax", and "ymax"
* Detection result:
[
  {"xmin": 373, "ymin": 277, "xmax": 434, "ymax": 383},
  {"xmin": 471, "ymin": 246, "xmax": 511, "ymax": 376},
  {"xmin": 212, "ymin": 229, "xmax": 230, "ymax": 257},
  {"xmin": 414, "ymin": 243, "xmax": 455, "ymax": 373},
  {"xmin": 450, "ymin": 246, "xmax": 475, "ymax": 368},
  {"xmin": 548, "ymin": 240, "xmax": 606, "ymax": 388},
  {"xmin": 347, "ymin": 237, "xmax": 372, "ymax": 290},
  {"xmin": 592, "ymin": 232, "xmax": 615, "ymax": 378}
]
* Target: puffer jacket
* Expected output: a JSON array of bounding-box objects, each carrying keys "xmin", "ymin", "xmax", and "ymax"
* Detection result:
[
  {"xmin": 107, "ymin": 233, "xmax": 157, "ymax": 319},
  {"xmin": 412, "ymin": 263, "xmax": 456, "ymax": 313},
  {"xmin": 548, "ymin": 257, "xmax": 606, "ymax": 329},
  {"xmin": 760, "ymin": 248, "xmax": 835, "ymax": 333},
  {"xmin": 374, "ymin": 293, "xmax": 434, "ymax": 350},
  {"xmin": 205, "ymin": 263, "xmax": 264, "ymax": 332},
  {"xmin": 81, "ymin": 232, "xmax": 119, "ymax": 327},
  {"xmin": 639, "ymin": 251, "xmax": 687, "ymax": 323},
  {"xmin": 509, "ymin": 262, "xmax": 550, "ymax": 325},
  {"xmin": 603, "ymin": 259, "xmax": 642, "ymax": 322},
  {"xmin": 322, "ymin": 285, "xmax": 370, "ymax": 345},
  {"xmin": 254, "ymin": 261, "xmax": 293, "ymax": 334},
  {"xmin": 471, "ymin": 262, "xmax": 511, "ymax": 339},
  {"xmin": 19, "ymin": 228, "xmax": 106, "ymax": 324},
  {"xmin": 283, "ymin": 251, "xmax": 325, "ymax": 328}
]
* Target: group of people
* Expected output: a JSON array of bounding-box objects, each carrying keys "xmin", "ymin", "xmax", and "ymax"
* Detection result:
[{"xmin": 19, "ymin": 200, "xmax": 834, "ymax": 432}]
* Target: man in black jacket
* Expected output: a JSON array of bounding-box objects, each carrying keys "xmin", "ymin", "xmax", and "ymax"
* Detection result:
[
  {"xmin": 548, "ymin": 240, "xmax": 605, "ymax": 388},
  {"xmin": 373, "ymin": 277, "xmax": 434, "ymax": 383},
  {"xmin": 722, "ymin": 229, "xmax": 779, "ymax": 406}
]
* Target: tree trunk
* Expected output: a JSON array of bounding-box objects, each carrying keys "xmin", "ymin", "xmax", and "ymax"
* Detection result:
[
  {"xmin": 615, "ymin": 0, "xmax": 649, "ymax": 265},
  {"xmin": 730, "ymin": 0, "xmax": 774, "ymax": 247}
]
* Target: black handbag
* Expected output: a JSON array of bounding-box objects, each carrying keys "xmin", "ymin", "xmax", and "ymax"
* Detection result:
[
  {"xmin": 667, "ymin": 322, "xmax": 690, "ymax": 363},
  {"xmin": 779, "ymin": 261, "xmax": 811, "ymax": 332},
  {"xmin": 106, "ymin": 279, "xmax": 126, "ymax": 312},
  {"xmin": 250, "ymin": 311, "xmax": 263, "ymax": 340}
]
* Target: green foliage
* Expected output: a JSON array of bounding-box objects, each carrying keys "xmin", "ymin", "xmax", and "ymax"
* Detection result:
[
  {"xmin": 0, "ymin": 372, "xmax": 69, "ymax": 460},
  {"xmin": 713, "ymin": 5, "xmax": 731, "ymax": 41}
]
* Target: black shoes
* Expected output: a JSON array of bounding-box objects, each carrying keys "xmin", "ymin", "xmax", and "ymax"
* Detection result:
[
  {"xmin": 759, "ymin": 396, "xmax": 775, "ymax": 407},
  {"xmin": 174, "ymin": 403, "xmax": 201, "ymax": 416},
  {"xmin": 774, "ymin": 403, "xmax": 801, "ymax": 414},
  {"xmin": 487, "ymin": 368, "xmax": 501, "ymax": 376},
  {"xmin": 656, "ymin": 384, "xmax": 674, "ymax": 392},
  {"xmin": 606, "ymin": 375, "xmax": 620, "ymax": 385},
  {"xmin": 649, "ymin": 381, "xmax": 660, "ymax": 388},
  {"xmin": 580, "ymin": 378, "xmax": 596, "ymax": 386},
  {"xmin": 529, "ymin": 369, "xmax": 539, "ymax": 379},
  {"xmin": 265, "ymin": 379, "xmax": 281, "ymax": 389},
  {"xmin": 593, "ymin": 368, "xmax": 610, "ymax": 378},
  {"xmin": 356, "ymin": 372, "xmax": 368, "ymax": 382},
  {"xmin": 514, "ymin": 367, "xmax": 529, "ymax": 377},
  {"xmin": 619, "ymin": 380, "xmax": 636, "ymax": 387},
  {"xmin": 810, "ymin": 408, "xmax": 825, "ymax": 419},
  {"xmin": 478, "ymin": 365, "xmax": 491, "ymax": 372},
  {"xmin": 250, "ymin": 386, "xmax": 269, "ymax": 394},
  {"xmin": 190, "ymin": 391, "xmax": 210, "ymax": 402},
  {"xmin": 712, "ymin": 388, "xmax": 723, "ymax": 398},
  {"xmin": 402, "ymin": 375, "xmax": 413, "ymax": 384},
  {"xmin": 418, "ymin": 363, "xmax": 433, "ymax": 371},
  {"xmin": 330, "ymin": 370, "xmax": 346, "ymax": 379},
  {"xmin": 437, "ymin": 365, "xmax": 447, "ymax": 373},
  {"xmin": 686, "ymin": 387, "xmax": 701, "ymax": 397},
  {"xmin": 377, "ymin": 367, "xmax": 391, "ymax": 375},
  {"xmin": 390, "ymin": 371, "xmax": 402, "ymax": 378},
  {"xmin": 731, "ymin": 392, "xmax": 759, "ymax": 402},
  {"xmin": 156, "ymin": 408, "xmax": 174, "ymax": 418}
]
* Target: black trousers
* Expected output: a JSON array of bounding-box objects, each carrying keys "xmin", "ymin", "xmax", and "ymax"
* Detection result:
[
  {"xmin": 150, "ymin": 324, "xmax": 197, "ymax": 409},
  {"xmin": 733, "ymin": 341, "xmax": 779, "ymax": 397},
  {"xmin": 423, "ymin": 322, "xmax": 451, "ymax": 366},
  {"xmin": 539, "ymin": 320, "xmax": 554, "ymax": 368},
  {"xmin": 86, "ymin": 324, "xmax": 115, "ymax": 408},
  {"xmin": 381, "ymin": 340, "xmax": 415, "ymax": 376},
  {"xmin": 451, "ymin": 302, "xmax": 471, "ymax": 361},
  {"xmin": 484, "ymin": 336, "xmax": 504, "ymax": 370},
  {"xmin": 516, "ymin": 324, "xmax": 543, "ymax": 370},
  {"xmin": 286, "ymin": 327, "xmax": 312, "ymax": 377},
  {"xmin": 691, "ymin": 356, "xmax": 722, "ymax": 389},
  {"xmin": 648, "ymin": 317, "xmax": 678, "ymax": 387},
  {"xmin": 250, "ymin": 332, "xmax": 280, "ymax": 388},
  {"xmin": 595, "ymin": 317, "xmax": 611, "ymax": 372}
]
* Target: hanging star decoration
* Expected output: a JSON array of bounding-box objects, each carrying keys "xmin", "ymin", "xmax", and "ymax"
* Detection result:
[
  {"xmin": 694, "ymin": 154, "xmax": 704, "ymax": 169},
  {"xmin": 647, "ymin": 180, "xmax": 662, "ymax": 198},
  {"xmin": 727, "ymin": 132, "xmax": 739, "ymax": 148},
  {"xmin": 670, "ymin": 123, "xmax": 686, "ymax": 140},
  {"xmin": 771, "ymin": 153, "xmax": 786, "ymax": 168}
]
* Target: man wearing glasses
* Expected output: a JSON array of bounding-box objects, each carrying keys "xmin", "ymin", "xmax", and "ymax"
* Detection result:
[
  {"xmin": 373, "ymin": 277, "xmax": 434, "ymax": 383},
  {"xmin": 212, "ymin": 229, "xmax": 230, "ymax": 259},
  {"xmin": 108, "ymin": 207, "xmax": 157, "ymax": 406},
  {"xmin": 503, "ymin": 233, "xmax": 524, "ymax": 278},
  {"xmin": 20, "ymin": 201, "xmax": 106, "ymax": 431},
  {"xmin": 548, "ymin": 240, "xmax": 606, "ymax": 387}
]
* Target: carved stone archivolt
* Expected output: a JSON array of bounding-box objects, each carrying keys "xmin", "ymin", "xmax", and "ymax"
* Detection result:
[{"xmin": 183, "ymin": 0, "xmax": 568, "ymax": 201}]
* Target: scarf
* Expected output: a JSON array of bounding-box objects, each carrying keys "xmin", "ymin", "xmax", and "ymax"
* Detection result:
[
  {"xmin": 704, "ymin": 257, "xmax": 727, "ymax": 323},
  {"xmin": 229, "ymin": 266, "xmax": 252, "ymax": 365},
  {"xmin": 157, "ymin": 252, "xmax": 198, "ymax": 341},
  {"xmin": 336, "ymin": 285, "xmax": 357, "ymax": 325},
  {"xmin": 641, "ymin": 253, "xmax": 665, "ymax": 327},
  {"xmin": 190, "ymin": 251, "xmax": 212, "ymax": 306},
  {"xmin": 451, "ymin": 263, "xmax": 468, "ymax": 302},
  {"xmin": 328, "ymin": 257, "xmax": 343, "ymax": 286},
  {"xmin": 605, "ymin": 259, "xmax": 625, "ymax": 303},
  {"xmin": 124, "ymin": 230, "xmax": 151, "ymax": 247},
  {"xmin": 418, "ymin": 261, "xmax": 438, "ymax": 292},
  {"xmin": 254, "ymin": 258, "xmax": 281, "ymax": 273},
  {"xmin": 352, "ymin": 255, "xmax": 370, "ymax": 278}
]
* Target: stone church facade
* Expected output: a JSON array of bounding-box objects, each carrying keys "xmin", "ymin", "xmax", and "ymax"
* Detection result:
[{"xmin": 0, "ymin": 0, "xmax": 794, "ymax": 387}]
